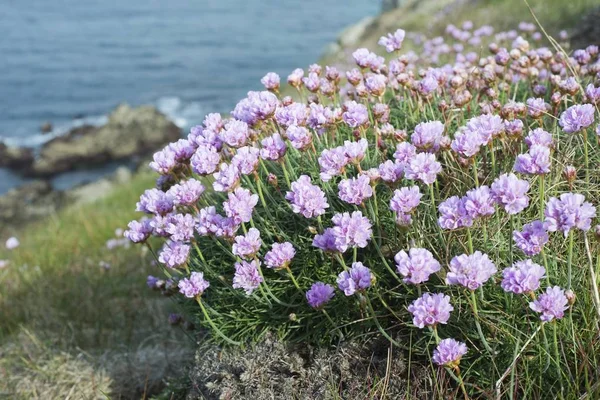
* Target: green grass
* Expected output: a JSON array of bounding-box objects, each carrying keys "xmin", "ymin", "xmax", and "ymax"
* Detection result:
[{"xmin": 0, "ymin": 171, "xmax": 191, "ymax": 398}]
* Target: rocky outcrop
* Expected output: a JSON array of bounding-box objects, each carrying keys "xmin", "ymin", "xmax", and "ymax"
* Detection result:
[
  {"xmin": 28, "ymin": 104, "xmax": 180, "ymax": 177},
  {"xmin": 0, "ymin": 143, "xmax": 34, "ymax": 169},
  {"xmin": 0, "ymin": 181, "xmax": 66, "ymax": 227}
]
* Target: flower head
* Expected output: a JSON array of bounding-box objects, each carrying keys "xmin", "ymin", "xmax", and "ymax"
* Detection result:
[
  {"xmin": 524, "ymin": 128, "xmax": 553, "ymax": 148},
  {"xmin": 447, "ymin": 251, "xmax": 497, "ymax": 290},
  {"xmin": 559, "ymin": 104, "xmax": 595, "ymax": 133},
  {"xmin": 312, "ymin": 228, "xmax": 338, "ymax": 252},
  {"xmin": 233, "ymin": 259, "xmax": 263, "ymax": 295},
  {"xmin": 331, "ymin": 211, "xmax": 373, "ymax": 253},
  {"xmin": 438, "ymin": 196, "xmax": 473, "ymax": 230},
  {"xmin": 5, "ymin": 237, "xmax": 19, "ymax": 250},
  {"xmin": 378, "ymin": 160, "xmax": 403, "ymax": 183},
  {"xmin": 287, "ymin": 125, "xmax": 313, "ymax": 150},
  {"xmin": 491, "ymin": 173, "xmax": 530, "ymax": 215},
  {"xmin": 223, "ymin": 187, "xmax": 259, "ymax": 224},
  {"xmin": 261, "ymin": 72, "xmax": 280, "ymax": 91},
  {"xmin": 544, "ymin": 193, "xmax": 596, "ymax": 236},
  {"xmin": 408, "ymin": 292, "xmax": 453, "ymax": 328},
  {"xmin": 158, "ymin": 241, "xmax": 190, "ymax": 268},
  {"xmin": 464, "ymin": 185, "xmax": 495, "ymax": 219},
  {"xmin": 124, "ymin": 219, "xmax": 153, "ymax": 243},
  {"xmin": 264, "ymin": 242, "xmax": 296, "ymax": 269},
  {"xmin": 221, "ymin": 119, "xmax": 250, "ymax": 148},
  {"xmin": 191, "ymin": 145, "xmax": 220, "ymax": 175},
  {"xmin": 306, "ymin": 282, "xmax": 335, "ymax": 308},
  {"xmin": 411, "ymin": 121, "xmax": 445, "ymax": 152},
  {"xmin": 285, "ymin": 175, "xmax": 329, "ymax": 218},
  {"xmin": 260, "ymin": 133, "xmax": 287, "ymax": 161},
  {"xmin": 343, "ymin": 139, "xmax": 368, "ymax": 164},
  {"xmin": 514, "ymin": 145, "xmax": 551, "ymax": 175},
  {"xmin": 338, "ymin": 174, "xmax": 373, "ymax": 205},
  {"xmin": 213, "ymin": 163, "xmax": 240, "ymax": 192},
  {"xmin": 232, "ymin": 228, "xmax": 262, "ymax": 259},
  {"xmin": 390, "ymin": 186, "xmax": 422, "ymax": 214},
  {"xmin": 168, "ymin": 178, "xmax": 205, "ymax": 206},
  {"xmin": 165, "ymin": 213, "xmax": 196, "ymax": 242},
  {"xmin": 337, "ymin": 262, "xmax": 372, "ymax": 296},
  {"xmin": 395, "ymin": 248, "xmax": 441, "ymax": 284},
  {"xmin": 378, "ymin": 29, "xmax": 406, "ymax": 52},
  {"xmin": 319, "ymin": 146, "xmax": 349, "ymax": 181},
  {"xmin": 342, "ymin": 101, "xmax": 369, "ymax": 128},
  {"xmin": 529, "ymin": 286, "xmax": 569, "ymax": 322},
  {"xmin": 405, "ymin": 153, "xmax": 442, "ymax": 185},
  {"xmin": 513, "ymin": 220, "xmax": 549, "ymax": 256},
  {"xmin": 232, "ymin": 146, "xmax": 260, "ymax": 175},
  {"xmin": 433, "ymin": 339, "xmax": 468, "ymax": 367},
  {"xmin": 178, "ymin": 271, "xmax": 210, "ymax": 298},
  {"xmin": 501, "ymin": 260, "xmax": 545, "ymax": 294}
]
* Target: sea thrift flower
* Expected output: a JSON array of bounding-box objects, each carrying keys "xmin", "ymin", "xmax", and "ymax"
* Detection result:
[
  {"xmin": 405, "ymin": 153, "xmax": 442, "ymax": 185},
  {"xmin": 408, "ymin": 293, "xmax": 453, "ymax": 328},
  {"xmin": 232, "ymin": 146, "xmax": 260, "ymax": 175},
  {"xmin": 338, "ymin": 174, "xmax": 373, "ymax": 205},
  {"xmin": 264, "ymin": 242, "xmax": 296, "ymax": 269},
  {"xmin": 395, "ymin": 248, "xmax": 441, "ymax": 284},
  {"xmin": 465, "ymin": 114, "xmax": 504, "ymax": 145},
  {"xmin": 136, "ymin": 188, "xmax": 174, "ymax": 216},
  {"xmin": 165, "ymin": 213, "xmax": 196, "ymax": 242},
  {"xmin": 191, "ymin": 145, "xmax": 220, "ymax": 175},
  {"xmin": 501, "ymin": 260, "xmax": 546, "ymax": 294},
  {"xmin": 319, "ymin": 147, "xmax": 348, "ymax": 181},
  {"xmin": 287, "ymin": 68, "xmax": 304, "ymax": 88},
  {"xmin": 124, "ymin": 219, "xmax": 153, "ymax": 243},
  {"xmin": 463, "ymin": 183, "xmax": 495, "ymax": 217},
  {"xmin": 390, "ymin": 186, "xmax": 422, "ymax": 214},
  {"xmin": 233, "ymin": 259, "xmax": 263, "ymax": 295},
  {"xmin": 513, "ymin": 220, "xmax": 549, "ymax": 256},
  {"xmin": 393, "ymin": 142, "xmax": 417, "ymax": 166},
  {"xmin": 526, "ymin": 98, "xmax": 549, "ymax": 118},
  {"xmin": 223, "ymin": 187, "xmax": 259, "ymax": 224},
  {"xmin": 447, "ymin": 251, "xmax": 497, "ymax": 290},
  {"xmin": 260, "ymin": 133, "xmax": 287, "ymax": 161},
  {"xmin": 529, "ymin": 286, "xmax": 569, "ymax": 322},
  {"xmin": 232, "ymin": 228, "xmax": 262, "ymax": 259},
  {"xmin": 585, "ymin": 84, "xmax": 600, "ymax": 104},
  {"xmin": 514, "ymin": 145, "xmax": 551, "ymax": 175},
  {"xmin": 221, "ymin": 119, "xmax": 250, "ymax": 148},
  {"xmin": 544, "ymin": 193, "xmax": 596, "ymax": 236},
  {"xmin": 504, "ymin": 119, "xmax": 524, "ymax": 137},
  {"xmin": 559, "ymin": 104, "xmax": 595, "ymax": 133},
  {"xmin": 451, "ymin": 129, "xmax": 483, "ymax": 158},
  {"xmin": 411, "ymin": 121, "xmax": 444, "ymax": 152},
  {"xmin": 336, "ymin": 262, "xmax": 372, "ymax": 296},
  {"xmin": 378, "ymin": 28, "xmax": 406, "ymax": 52},
  {"xmin": 438, "ymin": 196, "xmax": 473, "ymax": 230},
  {"xmin": 147, "ymin": 275, "xmax": 160, "ymax": 289},
  {"xmin": 275, "ymin": 102, "xmax": 308, "ymax": 127},
  {"xmin": 364, "ymin": 73, "xmax": 387, "ymax": 96},
  {"xmin": 261, "ymin": 72, "xmax": 280, "ymax": 91},
  {"xmin": 306, "ymin": 282, "xmax": 335, "ymax": 308},
  {"xmin": 178, "ymin": 272, "xmax": 210, "ymax": 298},
  {"xmin": 158, "ymin": 241, "xmax": 190, "ymax": 268},
  {"xmin": 433, "ymin": 339, "xmax": 468, "ymax": 368},
  {"xmin": 342, "ymin": 101, "xmax": 369, "ymax": 128},
  {"xmin": 491, "ymin": 173, "xmax": 530, "ymax": 215},
  {"xmin": 343, "ymin": 139, "xmax": 368, "ymax": 164},
  {"xmin": 213, "ymin": 163, "xmax": 240, "ymax": 192},
  {"xmin": 168, "ymin": 178, "xmax": 205, "ymax": 206},
  {"xmin": 5, "ymin": 237, "xmax": 19, "ymax": 250},
  {"xmin": 331, "ymin": 211, "xmax": 372, "ymax": 252},
  {"xmin": 149, "ymin": 148, "xmax": 177, "ymax": 174},
  {"xmin": 312, "ymin": 228, "xmax": 338, "ymax": 252},
  {"xmin": 286, "ymin": 125, "xmax": 313, "ymax": 150},
  {"xmin": 285, "ymin": 175, "xmax": 329, "ymax": 218},
  {"xmin": 378, "ymin": 160, "xmax": 403, "ymax": 183},
  {"xmin": 525, "ymin": 128, "xmax": 553, "ymax": 148},
  {"xmin": 168, "ymin": 139, "xmax": 195, "ymax": 162}
]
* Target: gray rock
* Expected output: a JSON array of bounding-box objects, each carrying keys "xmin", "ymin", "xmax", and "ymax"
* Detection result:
[
  {"xmin": 0, "ymin": 181, "xmax": 66, "ymax": 227},
  {"xmin": 381, "ymin": 0, "xmax": 404, "ymax": 12},
  {"xmin": 29, "ymin": 104, "xmax": 181, "ymax": 177},
  {"xmin": 0, "ymin": 143, "xmax": 34, "ymax": 169},
  {"xmin": 40, "ymin": 121, "xmax": 53, "ymax": 133},
  {"xmin": 337, "ymin": 16, "xmax": 376, "ymax": 48}
]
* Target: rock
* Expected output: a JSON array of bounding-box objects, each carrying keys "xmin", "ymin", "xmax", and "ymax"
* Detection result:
[
  {"xmin": 29, "ymin": 104, "xmax": 181, "ymax": 177},
  {"xmin": 69, "ymin": 167, "xmax": 132, "ymax": 204},
  {"xmin": 337, "ymin": 16, "xmax": 376, "ymax": 48},
  {"xmin": 0, "ymin": 181, "xmax": 66, "ymax": 227},
  {"xmin": 0, "ymin": 143, "xmax": 34, "ymax": 169},
  {"xmin": 40, "ymin": 121, "xmax": 53, "ymax": 133},
  {"xmin": 381, "ymin": 0, "xmax": 404, "ymax": 12}
]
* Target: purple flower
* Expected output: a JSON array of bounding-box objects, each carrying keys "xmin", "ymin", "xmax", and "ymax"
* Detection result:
[
  {"xmin": 136, "ymin": 188, "xmax": 174, "ymax": 216},
  {"xmin": 147, "ymin": 275, "xmax": 160, "ymax": 289},
  {"xmin": 438, "ymin": 196, "xmax": 473, "ymax": 230},
  {"xmin": 342, "ymin": 101, "xmax": 369, "ymax": 128},
  {"xmin": 233, "ymin": 259, "xmax": 263, "ymax": 295},
  {"xmin": 525, "ymin": 128, "xmax": 553, "ymax": 148},
  {"xmin": 307, "ymin": 103, "xmax": 328, "ymax": 130},
  {"xmin": 514, "ymin": 145, "xmax": 551, "ymax": 175},
  {"xmin": 559, "ymin": 104, "xmax": 595, "ymax": 133},
  {"xmin": 150, "ymin": 215, "xmax": 171, "ymax": 237},
  {"xmin": 232, "ymin": 228, "xmax": 262, "ymax": 259},
  {"xmin": 338, "ymin": 174, "xmax": 373, "ymax": 205},
  {"xmin": 302, "ymin": 72, "xmax": 321, "ymax": 92},
  {"xmin": 378, "ymin": 160, "xmax": 404, "ymax": 183},
  {"xmin": 405, "ymin": 153, "xmax": 442, "ymax": 185},
  {"xmin": 585, "ymin": 84, "xmax": 600, "ymax": 104},
  {"xmin": 343, "ymin": 139, "xmax": 368, "ymax": 164},
  {"xmin": 395, "ymin": 248, "xmax": 441, "ymax": 284},
  {"xmin": 447, "ymin": 251, "xmax": 497, "ymax": 290},
  {"xmin": 221, "ymin": 119, "xmax": 250, "ymax": 148},
  {"xmin": 352, "ymin": 48, "xmax": 384, "ymax": 70},
  {"xmin": 393, "ymin": 142, "xmax": 417, "ymax": 166},
  {"xmin": 336, "ymin": 262, "xmax": 372, "ymax": 296},
  {"xmin": 260, "ymin": 133, "xmax": 287, "ymax": 161},
  {"xmin": 529, "ymin": 286, "xmax": 569, "ymax": 322},
  {"xmin": 168, "ymin": 139, "xmax": 196, "ymax": 162},
  {"xmin": 167, "ymin": 178, "xmax": 205, "ymax": 206},
  {"xmin": 544, "ymin": 193, "xmax": 596, "ymax": 236},
  {"xmin": 501, "ymin": 260, "xmax": 546, "ymax": 294},
  {"xmin": 264, "ymin": 242, "xmax": 295, "ymax": 269},
  {"xmin": 378, "ymin": 29, "xmax": 406, "ymax": 52},
  {"xmin": 465, "ymin": 114, "xmax": 504, "ymax": 145},
  {"xmin": 158, "ymin": 241, "xmax": 190, "ymax": 268},
  {"xmin": 232, "ymin": 91, "xmax": 278, "ymax": 125},
  {"xmin": 319, "ymin": 147, "xmax": 348, "ymax": 181},
  {"xmin": 231, "ymin": 146, "xmax": 260, "ymax": 175},
  {"xmin": 390, "ymin": 186, "xmax": 422, "ymax": 214},
  {"xmin": 287, "ymin": 68, "xmax": 304, "ymax": 87},
  {"xmin": 526, "ymin": 98, "xmax": 549, "ymax": 118},
  {"xmin": 223, "ymin": 187, "xmax": 259, "ymax": 224},
  {"xmin": 491, "ymin": 173, "xmax": 530, "ymax": 215},
  {"xmin": 149, "ymin": 148, "xmax": 178, "ymax": 175},
  {"xmin": 178, "ymin": 271, "xmax": 210, "ymax": 298},
  {"xmin": 213, "ymin": 163, "xmax": 240, "ymax": 192},
  {"xmin": 451, "ymin": 129, "xmax": 483, "ymax": 158},
  {"xmin": 464, "ymin": 185, "xmax": 495, "ymax": 219},
  {"xmin": 364, "ymin": 73, "xmax": 387, "ymax": 96},
  {"xmin": 331, "ymin": 211, "xmax": 373, "ymax": 253},
  {"xmin": 196, "ymin": 207, "xmax": 239, "ymax": 238},
  {"xmin": 306, "ymin": 282, "xmax": 335, "ymax": 308},
  {"xmin": 191, "ymin": 145, "xmax": 221, "ymax": 175},
  {"xmin": 261, "ymin": 72, "xmax": 280, "ymax": 91},
  {"xmin": 312, "ymin": 228, "xmax": 338, "ymax": 252},
  {"xmin": 408, "ymin": 292, "xmax": 453, "ymax": 329},
  {"xmin": 504, "ymin": 119, "xmax": 524, "ymax": 137},
  {"xmin": 165, "ymin": 213, "xmax": 196, "ymax": 242},
  {"xmin": 433, "ymin": 339, "xmax": 468, "ymax": 367},
  {"xmin": 124, "ymin": 219, "xmax": 153, "ymax": 243},
  {"xmin": 411, "ymin": 121, "xmax": 445, "ymax": 152},
  {"xmin": 513, "ymin": 220, "xmax": 549, "ymax": 256},
  {"xmin": 286, "ymin": 125, "xmax": 313, "ymax": 150},
  {"xmin": 395, "ymin": 212, "xmax": 413, "ymax": 227},
  {"xmin": 275, "ymin": 102, "xmax": 308, "ymax": 127},
  {"xmin": 285, "ymin": 175, "xmax": 329, "ymax": 218}
]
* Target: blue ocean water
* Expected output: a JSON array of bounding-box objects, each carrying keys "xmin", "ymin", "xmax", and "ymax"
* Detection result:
[{"xmin": 0, "ymin": 0, "xmax": 377, "ymax": 193}]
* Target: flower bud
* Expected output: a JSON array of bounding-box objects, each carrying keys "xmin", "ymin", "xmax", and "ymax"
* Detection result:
[
  {"xmin": 563, "ymin": 165, "xmax": 577, "ymax": 185},
  {"xmin": 594, "ymin": 225, "xmax": 600, "ymax": 241},
  {"xmin": 289, "ymin": 313, "xmax": 298, "ymax": 322},
  {"xmin": 308, "ymin": 226, "xmax": 318, "ymax": 235},
  {"xmin": 565, "ymin": 290, "xmax": 576, "ymax": 306},
  {"xmin": 282, "ymin": 96, "xmax": 293, "ymax": 106},
  {"xmin": 268, "ymin": 173, "xmax": 278, "ymax": 187}
]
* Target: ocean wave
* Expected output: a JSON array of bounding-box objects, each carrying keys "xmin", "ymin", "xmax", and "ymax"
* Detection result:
[{"xmin": 156, "ymin": 96, "xmax": 205, "ymax": 131}]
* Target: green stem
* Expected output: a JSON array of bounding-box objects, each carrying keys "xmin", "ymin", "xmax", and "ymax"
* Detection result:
[
  {"xmin": 552, "ymin": 322, "xmax": 564, "ymax": 395},
  {"xmin": 470, "ymin": 290, "xmax": 494, "ymax": 356},
  {"xmin": 466, "ymin": 228, "xmax": 474, "ymax": 254},
  {"xmin": 280, "ymin": 160, "xmax": 292, "ymax": 188},
  {"xmin": 472, "ymin": 159, "xmax": 480, "ymax": 186},
  {"xmin": 539, "ymin": 174, "xmax": 545, "ymax": 220},
  {"xmin": 197, "ymin": 298, "xmax": 241, "ymax": 346},
  {"xmin": 286, "ymin": 266, "xmax": 302, "ymax": 292},
  {"xmin": 567, "ymin": 230, "xmax": 574, "ymax": 291},
  {"xmin": 583, "ymin": 128, "xmax": 589, "ymax": 184},
  {"xmin": 364, "ymin": 294, "xmax": 407, "ymax": 350},
  {"xmin": 322, "ymin": 309, "xmax": 344, "ymax": 340}
]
